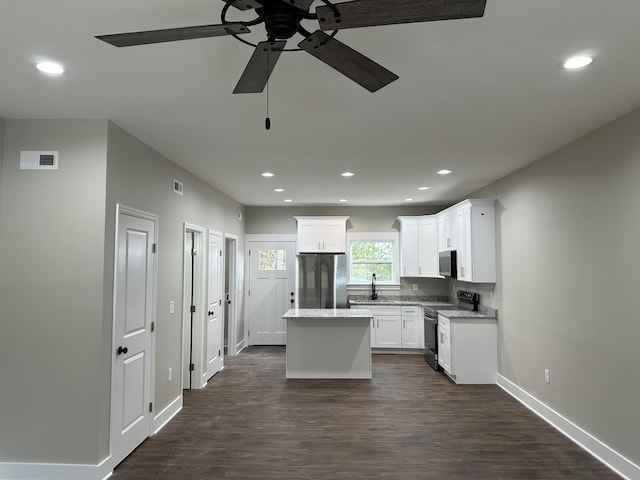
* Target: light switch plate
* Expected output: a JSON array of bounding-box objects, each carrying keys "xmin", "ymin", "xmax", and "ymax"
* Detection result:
[{"xmin": 169, "ymin": 301, "xmax": 175, "ymax": 314}]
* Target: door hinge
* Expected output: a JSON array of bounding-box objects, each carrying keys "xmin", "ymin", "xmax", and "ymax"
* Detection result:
[
  {"xmin": 152, "ymin": 243, "xmax": 157, "ymax": 253},
  {"xmin": 219, "ymin": 349, "xmax": 221, "ymax": 357},
  {"xmin": 248, "ymin": 249, "xmax": 251, "ymax": 256},
  {"xmin": 219, "ymin": 249, "xmax": 222, "ymax": 257},
  {"xmin": 248, "ymin": 330, "xmax": 250, "ymax": 337},
  {"xmin": 219, "ymin": 299, "xmax": 222, "ymax": 306},
  {"xmin": 190, "ymin": 305, "xmax": 196, "ymax": 313},
  {"xmin": 149, "ymin": 402, "xmax": 153, "ymax": 413},
  {"xmin": 191, "ymin": 248, "xmax": 197, "ymax": 256},
  {"xmin": 150, "ymin": 321, "xmax": 155, "ymax": 332},
  {"xmin": 189, "ymin": 363, "xmax": 195, "ymax": 371}
]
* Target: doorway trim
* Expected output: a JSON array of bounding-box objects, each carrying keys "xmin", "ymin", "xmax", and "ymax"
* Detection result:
[
  {"xmin": 224, "ymin": 233, "xmax": 240, "ymax": 355},
  {"xmin": 182, "ymin": 223, "xmax": 207, "ymax": 390}
]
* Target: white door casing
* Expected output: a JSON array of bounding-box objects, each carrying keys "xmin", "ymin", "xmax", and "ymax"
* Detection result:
[
  {"xmin": 205, "ymin": 231, "xmax": 223, "ymax": 382},
  {"xmin": 182, "ymin": 225, "xmax": 206, "ymax": 390},
  {"xmin": 224, "ymin": 234, "xmax": 240, "ymax": 355},
  {"xmin": 247, "ymin": 239, "xmax": 296, "ymax": 345},
  {"xmin": 111, "ymin": 206, "xmax": 157, "ymax": 468}
]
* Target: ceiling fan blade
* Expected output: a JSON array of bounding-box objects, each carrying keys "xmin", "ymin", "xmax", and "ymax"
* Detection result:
[
  {"xmin": 221, "ymin": 0, "xmax": 263, "ymax": 11},
  {"xmin": 317, "ymin": 0, "xmax": 486, "ymax": 31},
  {"xmin": 287, "ymin": 0, "xmax": 315, "ymax": 11},
  {"xmin": 233, "ymin": 40, "xmax": 287, "ymax": 94},
  {"xmin": 298, "ymin": 31, "xmax": 398, "ymax": 93},
  {"xmin": 95, "ymin": 23, "xmax": 250, "ymax": 47}
]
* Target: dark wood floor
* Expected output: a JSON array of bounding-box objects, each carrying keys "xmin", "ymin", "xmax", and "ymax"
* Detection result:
[{"xmin": 112, "ymin": 347, "xmax": 619, "ymax": 479}]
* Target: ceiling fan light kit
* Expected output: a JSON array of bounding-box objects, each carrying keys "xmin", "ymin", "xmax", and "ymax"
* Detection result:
[{"xmin": 95, "ymin": 0, "xmax": 487, "ymax": 94}]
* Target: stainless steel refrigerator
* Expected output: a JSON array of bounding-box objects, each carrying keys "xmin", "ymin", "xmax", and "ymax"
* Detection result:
[{"xmin": 297, "ymin": 254, "xmax": 347, "ymax": 309}]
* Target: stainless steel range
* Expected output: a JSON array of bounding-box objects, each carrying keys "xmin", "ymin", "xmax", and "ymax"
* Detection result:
[{"xmin": 423, "ymin": 290, "xmax": 480, "ymax": 370}]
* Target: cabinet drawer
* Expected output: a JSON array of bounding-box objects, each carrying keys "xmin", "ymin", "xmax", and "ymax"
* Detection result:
[
  {"xmin": 363, "ymin": 305, "xmax": 401, "ymax": 316},
  {"xmin": 438, "ymin": 314, "xmax": 450, "ymax": 331},
  {"xmin": 401, "ymin": 306, "xmax": 421, "ymax": 316}
]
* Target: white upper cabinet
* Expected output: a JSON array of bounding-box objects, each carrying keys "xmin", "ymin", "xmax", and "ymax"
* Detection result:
[
  {"xmin": 397, "ymin": 215, "xmax": 439, "ymax": 278},
  {"xmin": 436, "ymin": 199, "xmax": 496, "ymax": 283},
  {"xmin": 295, "ymin": 216, "xmax": 349, "ymax": 253}
]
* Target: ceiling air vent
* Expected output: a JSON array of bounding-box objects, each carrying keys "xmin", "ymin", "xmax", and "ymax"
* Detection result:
[
  {"xmin": 173, "ymin": 179, "xmax": 184, "ymax": 196},
  {"xmin": 20, "ymin": 151, "xmax": 59, "ymax": 170}
]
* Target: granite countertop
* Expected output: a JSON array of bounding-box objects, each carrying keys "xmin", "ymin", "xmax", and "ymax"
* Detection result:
[
  {"xmin": 438, "ymin": 309, "xmax": 497, "ymax": 320},
  {"xmin": 348, "ymin": 295, "xmax": 450, "ymax": 308},
  {"xmin": 283, "ymin": 308, "xmax": 373, "ymax": 319},
  {"xmin": 348, "ymin": 295, "xmax": 498, "ymax": 320}
]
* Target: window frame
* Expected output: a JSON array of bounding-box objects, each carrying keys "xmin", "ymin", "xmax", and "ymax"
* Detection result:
[{"xmin": 347, "ymin": 232, "xmax": 401, "ymax": 289}]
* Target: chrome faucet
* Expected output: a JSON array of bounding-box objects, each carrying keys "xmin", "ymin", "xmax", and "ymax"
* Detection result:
[{"xmin": 371, "ymin": 273, "xmax": 378, "ymax": 300}]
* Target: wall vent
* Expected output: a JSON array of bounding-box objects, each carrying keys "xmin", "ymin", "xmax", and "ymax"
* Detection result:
[
  {"xmin": 20, "ymin": 151, "xmax": 59, "ymax": 170},
  {"xmin": 173, "ymin": 179, "xmax": 184, "ymax": 196}
]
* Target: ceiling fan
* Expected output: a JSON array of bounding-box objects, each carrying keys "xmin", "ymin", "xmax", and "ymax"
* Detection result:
[{"xmin": 96, "ymin": 0, "xmax": 487, "ymax": 94}]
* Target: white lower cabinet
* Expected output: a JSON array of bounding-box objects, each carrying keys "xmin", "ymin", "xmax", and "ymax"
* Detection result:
[
  {"xmin": 437, "ymin": 313, "xmax": 497, "ymax": 384},
  {"xmin": 362, "ymin": 305, "xmax": 423, "ymax": 350},
  {"xmin": 401, "ymin": 306, "xmax": 423, "ymax": 348}
]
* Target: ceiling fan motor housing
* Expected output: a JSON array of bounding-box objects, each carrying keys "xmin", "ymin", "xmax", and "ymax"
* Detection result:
[{"xmin": 263, "ymin": 3, "xmax": 301, "ymax": 39}]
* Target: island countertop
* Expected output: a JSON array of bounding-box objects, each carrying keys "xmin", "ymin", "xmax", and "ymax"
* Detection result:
[{"xmin": 282, "ymin": 308, "xmax": 373, "ymax": 319}]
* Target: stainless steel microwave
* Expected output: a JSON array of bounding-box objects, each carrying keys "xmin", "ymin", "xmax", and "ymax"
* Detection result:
[{"xmin": 438, "ymin": 250, "xmax": 457, "ymax": 278}]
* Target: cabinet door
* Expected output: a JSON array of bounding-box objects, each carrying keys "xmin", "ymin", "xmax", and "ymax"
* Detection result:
[
  {"xmin": 418, "ymin": 217, "xmax": 438, "ymax": 277},
  {"xmin": 297, "ymin": 220, "xmax": 321, "ymax": 253},
  {"xmin": 399, "ymin": 218, "xmax": 420, "ymax": 277},
  {"xmin": 438, "ymin": 324, "xmax": 451, "ymax": 373},
  {"xmin": 402, "ymin": 316, "xmax": 424, "ymax": 348},
  {"xmin": 374, "ymin": 315, "xmax": 402, "ymax": 348},
  {"xmin": 321, "ymin": 220, "xmax": 347, "ymax": 253},
  {"xmin": 456, "ymin": 207, "xmax": 471, "ymax": 281}
]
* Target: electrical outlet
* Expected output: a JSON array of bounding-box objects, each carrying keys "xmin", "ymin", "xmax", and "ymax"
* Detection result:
[
  {"xmin": 544, "ymin": 368, "xmax": 550, "ymax": 384},
  {"xmin": 168, "ymin": 368, "xmax": 173, "ymax": 382},
  {"xmin": 169, "ymin": 301, "xmax": 175, "ymax": 314},
  {"xmin": 412, "ymin": 284, "xmax": 418, "ymax": 291}
]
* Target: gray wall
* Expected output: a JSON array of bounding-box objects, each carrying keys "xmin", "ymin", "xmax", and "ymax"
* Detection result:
[
  {"xmin": 104, "ymin": 122, "xmax": 245, "ymax": 427},
  {"xmin": 465, "ymin": 107, "xmax": 640, "ymax": 465},
  {"xmin": 0, "ymin": 120, "xmax": 109, "ymax": 463},
  {"xmin": 0, "ymin": 119, "xmax": 246, "ymax": 467},
  {"xmin": 245, "ymin": 205, "xmax": 450, "ymax": 297}
]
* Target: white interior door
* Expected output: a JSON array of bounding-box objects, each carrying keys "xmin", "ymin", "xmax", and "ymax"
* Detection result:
[
  {"xmin": 205, "ymin": 231, "xmax": 223, "ymax": 381},
  {"xmin": 111, "ymin": 207, "xmax": 156, "ymax": 468},
  {"xmin": 248, "ymin": 240, "xmax": 296, "ymax": 345}
]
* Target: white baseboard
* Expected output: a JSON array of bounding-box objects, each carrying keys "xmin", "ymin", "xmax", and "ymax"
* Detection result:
[
  {"xmin": 153, "ymin": 394, "xmax": 183, "ymax": 435},
  {"xmin": 0, "ymin": 456, "xmax": 112, "ymax": 480},
  {"xmin": 234, "ymin": 338, "xmax": 246, "ymax": 355},
  {"xmin": 0, "ymin": 397, "xmax": 184, "ymax": 480},
  {"xmin": 497, "ymin": 374, "xmax": 639, "ymax": 480}
]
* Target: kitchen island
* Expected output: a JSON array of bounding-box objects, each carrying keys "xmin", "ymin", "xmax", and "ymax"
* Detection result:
[{"xmin": 282, "ymin": 308, "xmax": 373, "ymax": 379}]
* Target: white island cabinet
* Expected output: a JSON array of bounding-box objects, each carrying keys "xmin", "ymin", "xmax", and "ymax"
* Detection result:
[{"xmin": 283, "ymin": 308, "xmax": 373, "ymax": 379}]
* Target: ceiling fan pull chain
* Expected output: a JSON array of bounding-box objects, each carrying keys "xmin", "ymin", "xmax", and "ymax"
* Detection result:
[{"xmin": 265, "ymin": 45, "xmax": 271, "ymax": 130}]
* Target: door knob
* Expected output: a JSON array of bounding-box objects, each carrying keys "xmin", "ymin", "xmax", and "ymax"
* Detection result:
[
  {"xmin": 117, "ymin": 346, "xmax": 128, "ymax": 355},
  {"xmin": 290, "ymin": 299, "xmax": 295, "ymax": 304}
]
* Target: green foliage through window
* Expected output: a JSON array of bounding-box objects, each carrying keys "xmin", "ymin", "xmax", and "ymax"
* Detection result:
[
  {"xmin": 350, "ymin": 240, "xmax": 394, "ymax": 282},
  {"xmin": 259, "ymin": 249, "xmax": 286, "ymax": 271}
]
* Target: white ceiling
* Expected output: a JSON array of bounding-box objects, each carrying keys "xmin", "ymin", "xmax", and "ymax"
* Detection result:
[{"xmin": 2, "ymin": 0, "xmax": 640, "ymax": 206}]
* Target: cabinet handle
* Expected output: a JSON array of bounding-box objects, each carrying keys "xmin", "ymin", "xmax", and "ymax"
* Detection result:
[
  {"xmin": 419, "ymin": 266, "xmax": 422, "ymax": 274},
  {"xmin": 318, "ymin": 241, "xmax": 321, "ymax": 250},
  {"xmin": 377, "ymin": 319, "xmax": 379, "ymax": 328},
  {"xmin": 323, "ymin": 241, "xmax": 326, "ymax": 250},
  {"xmin": 403, "ymin": 319, "xmax": 405, "ymax": 329}
]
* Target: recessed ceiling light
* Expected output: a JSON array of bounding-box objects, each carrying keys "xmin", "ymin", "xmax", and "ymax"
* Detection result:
[
  {"xmin": 261, "ymin": 172, "xmax": 275, "ymax": 177},
  {"xmin": 284, "ymin": 199, "xmax": 293, "ymax": 203},
  {"xmin": 339, "ymin": 199, "xmax": 348, "ymax": 203},
  {"xmin": 34, "ymin": 61, "xmax": 66, "ymax": 75},
  {"xmin": 341, "ymin": 171, "xmax": 355, "ymax": 177},
  {"xmin": 405, "ymin": 198, "xmax": 414, "ymax": 202},
  {"xmin": 437, "ymin": 169, "xmax": 452, "ymax": 175},
  {"xmin": 559, "ymin": 55, "xmax": 595, "ymax": 70},
  {"xmin": 418, "ymin": 186, "xmax": 430, "ymax": 191},
  {"xmin": 274, "ymin": 188, "xmax": 284, "ymax": 192}
]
